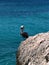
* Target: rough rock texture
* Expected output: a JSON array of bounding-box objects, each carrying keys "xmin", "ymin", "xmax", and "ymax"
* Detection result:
[{"xmin": 16, "ymin": 32, "xmax": 49, "ymax": 65}]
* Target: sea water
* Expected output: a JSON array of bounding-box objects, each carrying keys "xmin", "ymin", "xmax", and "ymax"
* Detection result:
[{"xmin": 0, "ymin": 0, "xmax": 49, "ymax": 65}]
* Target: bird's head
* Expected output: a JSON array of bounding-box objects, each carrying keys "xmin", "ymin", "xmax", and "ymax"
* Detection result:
[
  {"xmin": 20, "ymin": 25, "xmax": 24, "ymax": 33},
  {"xmin": 20, "ymin": 25, "xmax": 24, "ymax": 30}
]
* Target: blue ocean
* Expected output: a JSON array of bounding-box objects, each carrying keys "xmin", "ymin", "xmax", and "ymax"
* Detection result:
[{"xmin": 0, "ymin": 0, "xmax": 49, "ymax": 65}]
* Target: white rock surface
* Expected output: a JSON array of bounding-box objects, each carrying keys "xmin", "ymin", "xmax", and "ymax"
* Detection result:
[{"xmin": 17, "ymin": 32, "xmax": 49, "ymax": 65}]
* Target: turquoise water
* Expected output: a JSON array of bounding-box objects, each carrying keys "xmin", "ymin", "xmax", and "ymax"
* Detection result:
[{"xmin": 0, "ymin": 1, "xmax": 49, "ymax": 65}]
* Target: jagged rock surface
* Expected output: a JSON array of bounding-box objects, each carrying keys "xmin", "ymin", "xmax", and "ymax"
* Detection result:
[{"xmin": 16, "ymin": 32, "xmax": 49, "ymax": 65}]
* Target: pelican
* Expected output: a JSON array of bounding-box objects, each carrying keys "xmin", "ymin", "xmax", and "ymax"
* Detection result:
[{"xmin": 20, "ymin": 25, "xmax": 28, "ymax": 38}]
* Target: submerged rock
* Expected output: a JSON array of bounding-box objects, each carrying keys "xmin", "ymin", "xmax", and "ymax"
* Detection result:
[{"xmin": 16, "ymin": 32, "xmax": 49, "ymax": 65}]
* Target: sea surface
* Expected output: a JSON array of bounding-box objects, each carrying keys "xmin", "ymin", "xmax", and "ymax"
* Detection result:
[{"xmin": 0, "ymin": 0, "xmax": 49, "ymax": 65}]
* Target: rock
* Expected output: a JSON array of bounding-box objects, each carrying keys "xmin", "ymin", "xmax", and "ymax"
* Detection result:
[{"xmin": 16, "ymin": 32, "xmax": 49, "ymax": 65}]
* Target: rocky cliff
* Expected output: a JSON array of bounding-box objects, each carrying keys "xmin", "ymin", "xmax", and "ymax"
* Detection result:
[{"xmin": 16, "ymin": 32, "xmax": 49, "ymax": 65}]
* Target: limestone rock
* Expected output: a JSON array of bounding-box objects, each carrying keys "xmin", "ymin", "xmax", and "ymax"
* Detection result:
[{"xmin": 16, "ymin": 32, "xmax": 49, "ymax": 65}]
